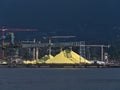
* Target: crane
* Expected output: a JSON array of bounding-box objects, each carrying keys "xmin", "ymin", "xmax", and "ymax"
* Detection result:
[
  {"xmin": 84, "ymin": 45, "xmax": 110, "ymax": 61},
  {"xmin": 0, "ymin": 26, "xmax": 37, "ymax": 59},
  {"xmin": 48, "ymin": 36, "xmax": 76, "ymax": 55}
]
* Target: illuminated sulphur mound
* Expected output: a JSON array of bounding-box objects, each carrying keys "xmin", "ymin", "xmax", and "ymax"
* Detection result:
[
  {"xmin": 23, "ymin": 60, "xmax": 36, "ymax": 65},
  {"xmin": 45, "ymin": 50, "xmax": 91, "ymax": 64},
  {"xmin": 23, "ymin": 55, "xmax": 54, "ymax": 65},
  {"xmin": 70, "ymin": 51, "xmax": 91, "ymax": 64},
  {"xmin": 45, "ymin": 51, "xmax": 75, "ymax": 64}
]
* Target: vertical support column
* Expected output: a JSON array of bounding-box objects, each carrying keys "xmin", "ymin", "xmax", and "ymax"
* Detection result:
[
  {"xmin": 101, "ymin": 45, "xmax": 104, "ymax": 61},
  {"xmin": 35, "ymin": 47, "xmax": 39, "ymax": 60},
  {"xmin": 33, "ymin": 39, "xmax": 36, "ymax": 60},
  {"xmin": 87, "ymin": 46, "xmax": 91, "ymax": 60},
  {"xmin": 79, "ymin": 45, "xmax": 81, "ymax": 64},
  {"xmin": 48, "ymin": 38, "xmax": 52, "ymax": 55},
  {"xmin": 79, "ymin": 41, "xmax": 86, "ymax": 58},
  {"xmin": 10, "ymin": 32, "xmax": 15, "ymax": 44},
  {"xmin": 33, "ymin": 48, "xmax": 35, "ymax": 60}
]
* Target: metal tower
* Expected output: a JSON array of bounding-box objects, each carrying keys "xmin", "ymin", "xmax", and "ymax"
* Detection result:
[{"xmin": 0, "ymin": 26, "xmax": 37, "ymax": 59}]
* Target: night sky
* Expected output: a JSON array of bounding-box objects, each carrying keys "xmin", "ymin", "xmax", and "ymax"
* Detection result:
[{"xmin": 0, "ymin": 0, "xmax": 120, "ymax": 41}]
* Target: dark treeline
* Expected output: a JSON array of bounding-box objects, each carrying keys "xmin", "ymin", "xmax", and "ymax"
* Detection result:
[{"xmin": 108, "ymin": 40, "xmax": 120, "ymax": 61}]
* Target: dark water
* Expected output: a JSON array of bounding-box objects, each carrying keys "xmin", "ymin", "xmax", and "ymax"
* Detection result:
[{"xmin": 0, "ymin": 68, "xmax": 120, "ymax": 90}]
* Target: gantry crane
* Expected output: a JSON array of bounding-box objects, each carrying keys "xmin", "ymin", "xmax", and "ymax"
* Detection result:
[
  {"xmin": 0, "ymin": 26, "xmax": 37, "ymax": 59},
  {"xmin": 83, "ymin": 45, "xmax": 110, "ymax": 61},
  {"xmin": 48, "ymin": 36, "xmax": 76, "ymax": 55},
  {"xmin": 26, "ymin": 36, "xmax": 76, "ymax": 60},
  {"xmin": 22, "ymin": 41, "xmax": 110, "ymax": 61}
]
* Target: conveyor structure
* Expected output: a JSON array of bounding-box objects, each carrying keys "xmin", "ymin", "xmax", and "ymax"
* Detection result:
[{"xmin": 21, "ymin": 41, "xmax": 110, "ymax": 61}]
